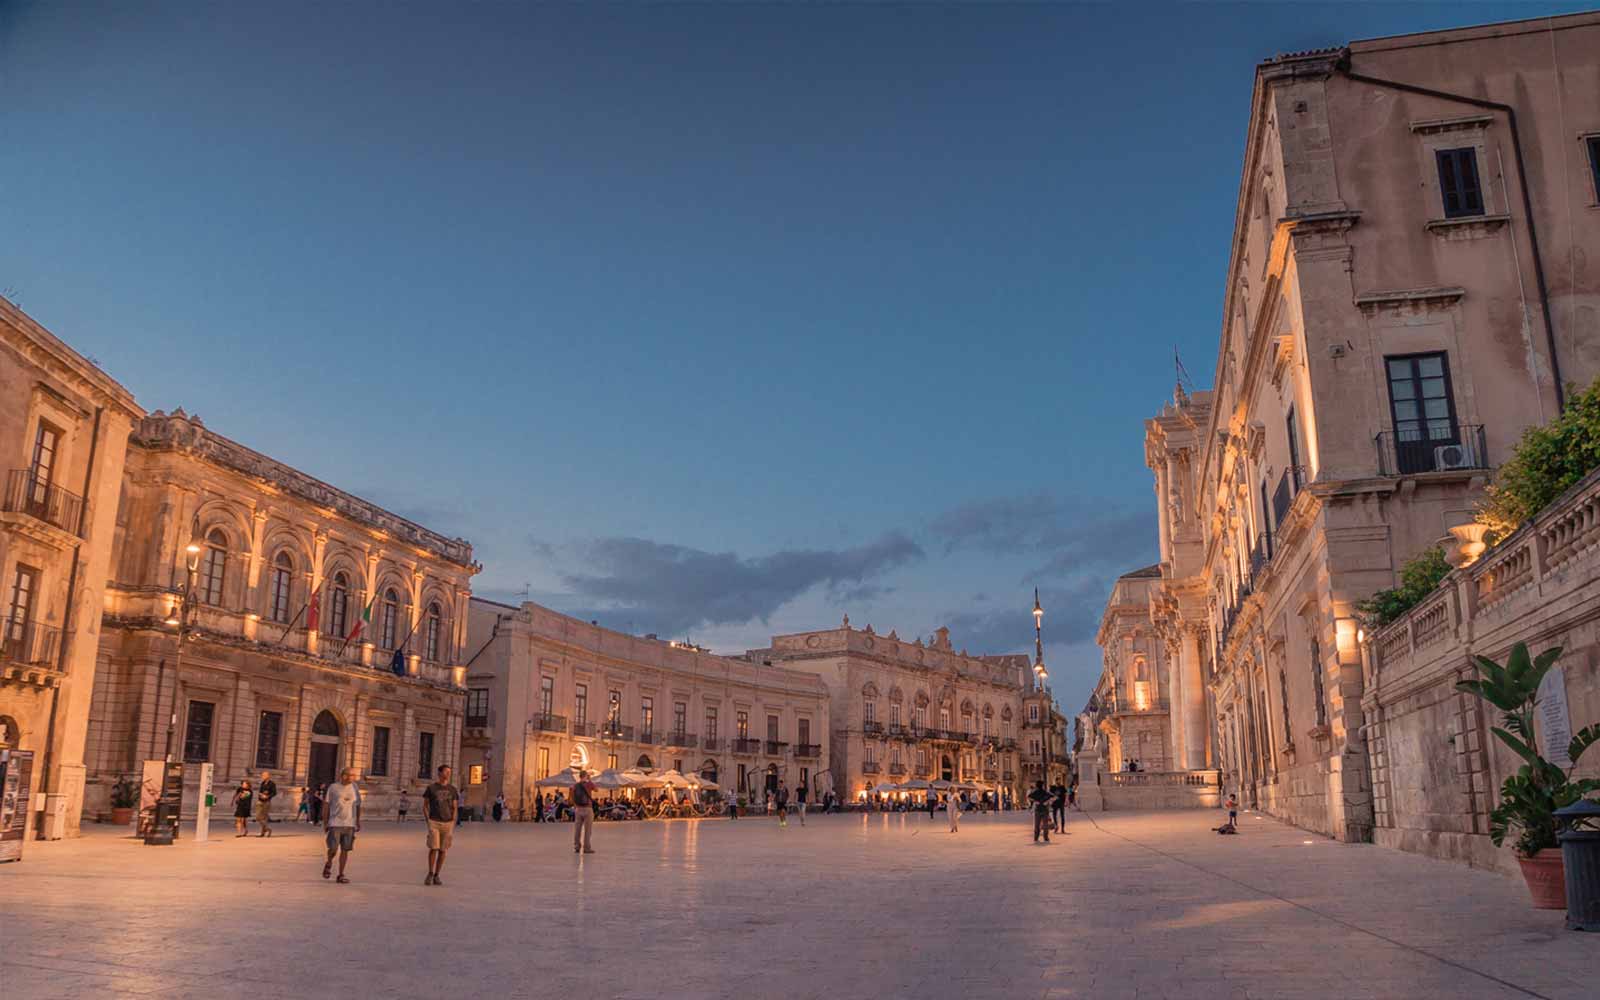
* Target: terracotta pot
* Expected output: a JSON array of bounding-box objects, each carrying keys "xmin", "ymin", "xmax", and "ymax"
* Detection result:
[
  {"xmin": 111, "ymin": 807, "xmax": 133, "ymax": 826},
  {"xmin": 1518, "ymin": 851, "xmax": 1567, "ymax": 909}
]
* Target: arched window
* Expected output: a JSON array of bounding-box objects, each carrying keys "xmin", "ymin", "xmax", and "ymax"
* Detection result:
[
  {"xmin": 200, "ymin": 529, "xmax": 228, "ymax": 605},
  {"xmin": 699, "ymin": 759, "xmax": 718, "ymax": 782},
  {"xmin": 327, "ymin": 572, "xmax": 350, "ymax": 637},
  {"xmin": 425, "ymin": 602, "xmax": 442, "ymax": 662},
  {"xmin": 635, "ymin": 754, "xmax": 653, "ymax": 770},
  {"xmin": 269, "ymin": 552, "xmax": 294, "ymax": 624},
  {"xmin": 312, "ymin": 710, "xmax": 341, "ymax": 737},
  {"xmin": 380, "ymin": 588, "xmax": 399, "ymax": 649}
]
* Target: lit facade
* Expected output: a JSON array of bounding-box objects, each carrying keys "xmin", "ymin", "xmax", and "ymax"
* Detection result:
[
  {"xmin": 750, "ymin": 622, "xmax": 1034, "ymax": 803},
  {"xmin": 1143, "ymin": 13, "xmax": 1600, "ymax": 842},
  {"xmin": 0, "ymin": 297, "xmax": 141, "ymax": 837},
  {"xmin": 1093, "ymin": 566, "xmax": 1174, "ymax": 773},
  {"xmin": 84, "ymin": 410, "xmax": 478, "ymax": 819},
  {"xmin": 464, "ymin": 598, "xmax": 830, "ymax": 815}
]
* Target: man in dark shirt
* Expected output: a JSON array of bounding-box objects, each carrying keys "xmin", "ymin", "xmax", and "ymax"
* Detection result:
[
  {"xmin": 256, "ymin": 772, "xmax": 277, "ymax": 837},
  {"xmin": 570, "ymin": 770, "xmax": 596, "ymax": 854},
  {"xmin": 1028, "ymin": 780, "xmax": 1053, "ymax": 844},
  {"xmin": 423, "ymin": 764, "xmax": 460, "ymax": 886},
  {"xmin": 1049, "ymin": 782, "xmax": 1067, "ymax": 832}
]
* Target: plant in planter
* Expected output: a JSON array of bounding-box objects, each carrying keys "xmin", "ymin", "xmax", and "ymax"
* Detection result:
[
  {"xmin": 736, "ymin": 795, "xmax": 748, "ymax": 817},
  {"xmin": 109, "ymin": 776, "xmax": 139, "ymax": 826},
  {"xmin": 1455, "ymin": 642, "xmax": 1600, "ymax": 908}
]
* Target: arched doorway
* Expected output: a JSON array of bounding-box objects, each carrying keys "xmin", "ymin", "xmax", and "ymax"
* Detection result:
[
  {"xmin": 764, "ymin": 762, "xmax": 780, "ymax": 796},
  {"xmin": 635, "ymin": 754, "xmax": 654, "ymax": 771},
  {"xmin": 0, "ymin": 715, "xmax": 18, "ymax": 749},
  {"xmin": 940, "ymin": 754, "xmax": 954, "ymax": 782},
  {"xmin": 308, "ymin": 710, "xmax": 341, "ymax": 788},
  {"xmin": 698, "ymin": 760, "xmax": 718, "ymax": 784}
]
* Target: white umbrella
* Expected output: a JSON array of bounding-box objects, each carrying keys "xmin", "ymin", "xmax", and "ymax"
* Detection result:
[
  {"xmin": 657, "ymin": 769, "xmax": 695, "ymax": 789},
  {"xmin": 624, "ymin": 769, "xmax": 667, "ymax": 788},
  {"xmin": 534, "ymin": 770, "xmax": 578, "ymax": 788},
  {"xmin": 687, "ymin": 774, "xmax": 721, "ymax": 791},
  {"xmin": 929, "ymin": 779, "xmax": 953, "ymax": 790},
  {"xmin": 900, "ymin": 778, "xmax": 933, "ymax": 790},
  {"xmin": 590, "ymin": 768, "xmax": 636, "ymax": 790},
  {"xmin": 871, "ymin": 782, "xmax": 901, "ymax": 794}
]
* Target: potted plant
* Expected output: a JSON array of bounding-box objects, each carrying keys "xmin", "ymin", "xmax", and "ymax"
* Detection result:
[
  {"xmin": 109, "ymin": 776, "xmax": 139, "ymax": 826},
  {"xmin": 736, "ymin": 795, "xmax": 747, "ymax": 817},
  {"xmin": 1456, "ymin": 642, "xmax": 1600, "ymax": 909}
]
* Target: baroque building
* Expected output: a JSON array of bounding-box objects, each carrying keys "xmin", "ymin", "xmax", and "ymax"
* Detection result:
[
  {"xmin": 464, "ymin": 598, "xmax": 829, "ymax": 815},
  {"xmin": 749, "ymin": 621, "xmax": 1036, "ymax": 803},
  {"xmin": 83, "ymin": 410, "xmax": 478, "ymax": 819},
  {"xmin": 0, "ymin": 298, "xmax": 141, "ymax": 837},
  {"xmin": 1144, "ymin": 12, "xmax": 1600, "ymax": 843},
  {"xmin": 1093, "ymin": 565, "xmax": 1175, "ymax": 773}
]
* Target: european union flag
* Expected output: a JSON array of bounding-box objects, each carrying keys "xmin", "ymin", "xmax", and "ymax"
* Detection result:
[{"xmin": 390, "ymin": 645, "xmax": 406, "ymax": 676}]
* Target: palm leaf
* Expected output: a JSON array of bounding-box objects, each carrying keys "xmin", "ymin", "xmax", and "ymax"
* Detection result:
[
  {"xmin": 1491, "ymin": 726, "xmax": 1541, "ymax": 768},
  {"xmin": 1570, "ymin": 724, "xmax": 1600, "ymax": 765}
]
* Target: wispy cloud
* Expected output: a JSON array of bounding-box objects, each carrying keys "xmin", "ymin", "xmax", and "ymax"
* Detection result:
[
  {"xmin": 941, "ymin": 577, "xmax": 1111, "ymax": 654},
  {"xmin": 928, "ymin": 493, "xmax": 1156, "ymax": 582},
  {"xmin": 549, "ymin": 532, "xmax": 924, "ymax": 637}
]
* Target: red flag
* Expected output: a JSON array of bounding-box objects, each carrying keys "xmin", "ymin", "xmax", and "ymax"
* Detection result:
[{"xmin": 307, "ymin": 585, "xmax": 321, "ymax": 632}]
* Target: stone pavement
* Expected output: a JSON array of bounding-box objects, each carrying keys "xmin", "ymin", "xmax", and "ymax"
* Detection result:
[{"xmin": 1, "ymin": 807, "xmax": 1594, "ymax": 999}]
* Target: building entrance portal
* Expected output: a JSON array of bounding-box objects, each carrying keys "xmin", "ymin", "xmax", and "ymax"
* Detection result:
[
  {"xmin": 308, "ymin": 710, "xmax": 341, "ymax": 788},
  {"xmin": 940, "ymin": 755, "xmax": 953, "ymax": 782}
]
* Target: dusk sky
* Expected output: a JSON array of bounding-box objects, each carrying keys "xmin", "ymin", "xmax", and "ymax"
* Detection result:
[{"xmin": 2, "ymin": 1, "xmax": 1589, "ymax": 708}]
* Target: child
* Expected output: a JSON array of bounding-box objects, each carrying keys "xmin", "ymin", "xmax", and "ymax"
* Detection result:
[{"xmin": 1216, "ymin": 793, "xmax": 1239, "ymax": 835}]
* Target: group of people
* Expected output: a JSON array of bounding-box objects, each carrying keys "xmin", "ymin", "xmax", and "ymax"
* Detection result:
[
  {"xmin": 228, "ymin": 771, "xmax": 278, "ymax": 837},
  {"xmin": 1024, "ymin": 780, "xmax": 1077, "ymax": 843},
  {"xmin": 316, "ymin": 763, "xmax": 462, "ymax": 885}
]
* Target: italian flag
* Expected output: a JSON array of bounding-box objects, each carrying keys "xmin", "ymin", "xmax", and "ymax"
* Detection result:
[{"xmin": 346, "ymin": 597, "xmax": 373, "ymax": 643}]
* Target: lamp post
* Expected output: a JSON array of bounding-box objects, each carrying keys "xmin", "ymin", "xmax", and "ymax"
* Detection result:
[
  {"xmin": 162, "ymin": 541, "xmax": 203, "ymax": 762},
  {"xmin": 1032, "ymin": 589, "xmax": 1051, "ymax": 783},
  {"xmin": 147, "ymin": 540, "xmax": 200, "ymax": 846}
]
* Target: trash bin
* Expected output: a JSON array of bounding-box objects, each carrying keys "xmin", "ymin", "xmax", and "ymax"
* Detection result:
[{"xmin": 1555, "ymin": 799, "xmax": 1600, "ymax": 932}]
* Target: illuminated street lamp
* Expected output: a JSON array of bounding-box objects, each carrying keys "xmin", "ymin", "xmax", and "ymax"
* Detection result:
[
  {"xmin": 147, "ymin": 539, "xmax": 201, "ymax": 846},
  {"xmin": 162, "ymin": 541, "xmax": 203, "ymax": 760},
  {"xmin": 1032, "ymin": 588, "xmax": 1051, "ymax": 783}
]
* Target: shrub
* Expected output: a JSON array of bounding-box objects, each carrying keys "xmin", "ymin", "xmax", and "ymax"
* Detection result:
[
  {"xmin": 1477, "ymin": 378, "xmax": 1600, "ymax": 536},
  {"xmin": 1355, "ymin": 546, "xmax": 1450, "ymax": 630}
]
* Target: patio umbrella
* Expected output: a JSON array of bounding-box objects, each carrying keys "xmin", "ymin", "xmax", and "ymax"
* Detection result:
[
  {"xmin": 929, "ymin": 779, "xmax": 953, "ymax": 791},
  {"xmin": 623, "ymin": 769, "xmax": 667, "ymax": 788},
  {"xmin": 687, "ymin": 774, "xmax": 721, "ymax": 791},
  {"xmin": 590, "ymin": 768, "xmax": 636, "ymax": 790},
  {"xmin": 657, "ymin": 769, "xmax": 695, "ymax": 788},
  {"xmin": 872, "ymin": 782, "xmax": 901, "ymax": 794},
  {"xmin": 534, "ymin": 770, "xmax": 578, "ymax": 788},
  {"xmin": 900, "ymin": 778, "xmax": 933, "ymax": 790}
]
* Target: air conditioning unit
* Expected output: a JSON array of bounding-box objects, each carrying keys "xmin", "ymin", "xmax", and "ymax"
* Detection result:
[{"xmin": 1434, "ymin": 442, "xmax": 1477, "ymax": 470}]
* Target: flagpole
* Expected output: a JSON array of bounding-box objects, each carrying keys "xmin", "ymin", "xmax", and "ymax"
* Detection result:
[
  {"xmin": 338, "ymin": 593, "xmax": 374, "ymax": 658},
  {"xmin": 276, "ymin": 580, "xmax": 322, "ymax": 645}
]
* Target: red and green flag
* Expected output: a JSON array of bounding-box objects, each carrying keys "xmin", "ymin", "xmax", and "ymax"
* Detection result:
[{"xmin": 346, "ymin": 596, "xmax": 373, "ymax": 644}]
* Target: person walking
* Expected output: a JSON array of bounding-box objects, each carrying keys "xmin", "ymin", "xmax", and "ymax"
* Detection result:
[
  {"xmin": 296, "ymin": 791, "xmax": 309, "ymax": 824},
  {"xmin": 321, "ymin": 767, "xmax": 362, "ymax": 884},
  {"xmin": 796, "ymin": 780, "xmax": 808, "ymax": 826},
  {"xmin": 1050, "ymin": 782, "xmax": 1067, "ymax": 832},
  {"xmin": 775, "ymin": 783, "xmax": 790, "ymax": 827},
  {"xmin": 570, "ymin": 769, "xmax": 596, "ymax": 854},
  {"xmin": 492, "ymin": 793, "xmax": 505, "ymax": 823},
  {"xmin": 926, "ymin": 791, "xmax": 937, "ymax": 820},
  {"xmin": 1067, "ymin": 781, "xmax": 1078, "ymax": 810},
  {"xmin": 397, "ymin": 789, "xmax": 410, "ymax": 823},
  {"xmin": 1028, "ymin": 780, "xmax": 1053, "ymax": 844},
  {"xmin": 231, "ymin": 780, "xmax": 252, "ymax": 837},
  {"xmin": 255, "ymin": 771, "xmax": 277, "ymax": 837},
  {"xmin": 423, "ymin": 764, "xmax": 460, "ymax": 886},
  {"xmin": 947, "ymin": 792, "xmax": 961, "ymax": 833}
]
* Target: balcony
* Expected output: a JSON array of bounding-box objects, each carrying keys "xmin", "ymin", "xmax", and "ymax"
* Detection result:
[
  {"xmin": 1272, "ymin": 466, "xmax": 1306, "ymax": 527},
  {"xmin": 888, "ymin": 763, "xmax": 907, "ymax": 776},
  {"xmin": 663, "ymin": 730, "xmax": 697, "ymax": 748},
  {"xmin": 983, "ymin": 768, "xmax": 999, "ymax": 781},
  {"xmin": 765, "ymin": 740, "xmax": 788, "ymax": 756},
  {"xmin": 1115, "ymin": 697, "xmax": 1171, "ymax": 716},
  {"xmin": 862, "ymin": 720, "xmax": 884, "ymax": 736},
  {"xmin": 1, "ymin": 619, "xmax": 61, "ymax": 668},
  {"xmin": 1376, "ymin": 423, "xmax": 1488, "ymax": 477},
  {"xmin": 702, "ymin": 736, "xmax": 720, "ymax": 751},
  {"xmin": 887, "ymin": 724, "xmax": 910, "ymax": 741},
  {"xmin": 1249, "ymin": 530, "xmax": 1273, "ymax": 578},
  {"xmin": 3, "ymin": 469, "xmax": 84, "ymax": 538},
  {"xmin": 533, "ymin": 714, "xmax": 567, "ymax": 734},
  {"xmin": 465, "ymin": 714, "xmax": 490, "ymax": 729},
  {"xmin": 600, "ymin": 723, "xmax": 634, "ymax": 742},
  {"xmin": 571, "ymin": 721, "xmax": 595, "ymax": 738},
  {"xmin": 793, "ymin": 743, "xmax": 821, "ymax": 759},
  {"xmin": 1002, "ymin": 769, "xmax": 1016, "ymax": 781},
  {"xmin": 636, "ymin": 730, "xmax": 657, "ymax": 746},
  {"xmin": 862, "ymin": 761, "xmax": 881, "ymax": 775},
  {"xmin": 732, "ymin": 737, "xmax": 761, "ymax": 754},
  {"xmin": 1001, "ymin": 738, "xmax": 1018, "ymax": 751}
]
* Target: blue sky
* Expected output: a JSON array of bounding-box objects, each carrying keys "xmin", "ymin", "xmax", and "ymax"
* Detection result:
[{"xmin": 2, "ymin": 1, "xmax": 1589, "ymax": 707}]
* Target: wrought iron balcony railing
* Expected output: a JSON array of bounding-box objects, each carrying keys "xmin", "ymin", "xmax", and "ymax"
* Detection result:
[
  {"xmin": 636, "ymin": 730, "xmax": 657, "ymax": 746},
  {"xmin": 765, "ymin": 740, "xmax": 788, "ymax": 755},
  {"xmin": 533, "ymin": 714, "xmax": 567, "ymax": 734},
  {"xmin": 571, "ymin": 721, "xmax": 594, "ymax": 738},
  {"xmin": 1, "ymin": 619, "xmax": 61, "ymax": 667},
  {"xmin": 732, "ymin": 737, "xmax": 761, "ymax": 754},
  {"xmin": 702, "ymin": 736, "xmax": 720, "ymax": 751},
  {"xmin": 3, "ymin": 469, "xmax": 84, "ymax": 537},
  {"xmin": 663, "ymin": 730, "xmax": 696, "ymax": 748},
  {"xmin": 600, "ymin": 722, "xmax": 634, "ymax": 741},
  {"xmin": 861, "ymin": 761, "xmax": 881, "ymax": 774},
  {"xmin": 793, "ymin": 743, "xmax": 821, "ymax": 759},
  {"xmin": 1376, "ymin": 423, "xmax": 1488, "ymax": 477},
  {"xmin": 862, "ymin": 720, "xmax": 884, "ymax": 736}
]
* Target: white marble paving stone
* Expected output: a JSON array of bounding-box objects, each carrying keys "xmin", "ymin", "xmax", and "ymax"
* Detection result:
[{"xmin": 0, "ymin": 809, "xmax": 1595, "ymax": 1000}]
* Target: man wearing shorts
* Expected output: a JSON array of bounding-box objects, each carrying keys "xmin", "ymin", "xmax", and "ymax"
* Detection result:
[
  {"xmin": 255, "ymin": 771, "xmax": 277, "ymax": 837},
  {"xmin": 423, "ymin": 764, "xmax": 460, "ymax": 886},
  {"xmin": 321, "ymin": 767, "xmax": 361, "ymax": 884}
]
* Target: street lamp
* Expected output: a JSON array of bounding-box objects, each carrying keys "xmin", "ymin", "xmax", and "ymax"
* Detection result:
[
  {"xmin": 162, "ymin": 541, "xmax": 203, "ymax": 761},
  {"xmin": 147, "ymin": 539, "xmax": 201, "ymax": 847},
  {"xmin": 1032, "ymin": 589, "xmax": 1051, "ymax": 784}
]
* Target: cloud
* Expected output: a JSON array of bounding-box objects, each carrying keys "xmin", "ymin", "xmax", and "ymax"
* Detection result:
[
  {"xmin": 928, "ymin": 493, "xmax": 1156, "ymax": 581},
  {"xmin": 940, "ymin": 576, "xmax": 1111, "ymax": 654},
  {"xmin": 554, "ymin": 532, "xmax": 924, "ymax": 637}
]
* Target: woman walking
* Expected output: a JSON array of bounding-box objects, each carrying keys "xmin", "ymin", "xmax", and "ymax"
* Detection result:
[
  {"xmin": 947, "ymin": 792, "xmax": 961, "ymax": 833},
  {"xmin": 231, "ymin": 780, "xmax": 252, "ymax": 837}
]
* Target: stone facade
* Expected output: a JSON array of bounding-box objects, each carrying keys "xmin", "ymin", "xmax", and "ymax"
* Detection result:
[
  {"xmin": 748, "ymin": 621, "xmax": 1044, "ymax": 803},
  {"xmin": 1364, "ymin": 468, "xmax": 1600, "ymax": 873},
  {"xmin": 83, "ymin": 409, "xmax": 477, "ymax": 820},
  {"xmin": 1136, "ymin": 14, "xmax": 1600, "ymax": 844},
  {"xmin": 0, "ymin": 297, "xmax": 142, "ymax": 837},
  {"xmin": 464, "ymin": 598, "xmax": 829, "ymax": 814},
  {"xmin": 1093, "ymin": 566, "xmax": 1175, "ymax": 773}
]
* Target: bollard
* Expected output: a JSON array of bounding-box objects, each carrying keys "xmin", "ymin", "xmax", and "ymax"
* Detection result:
[{"xmin": 1555, "ymin": 799, "xmax": 1600, "ymax": 932}]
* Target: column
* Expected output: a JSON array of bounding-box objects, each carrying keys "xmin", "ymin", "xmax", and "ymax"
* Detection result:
[
  {"xmin": 1179, "ymin": 627, "xmax": 1207, "ymax": 770},
  {"xmin": 1165, "ymin": 635, "xmax": 1186, "ymax": 769}
]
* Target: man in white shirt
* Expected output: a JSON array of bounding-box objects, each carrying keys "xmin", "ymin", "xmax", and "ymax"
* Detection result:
[{"xmin": 322, "ymin": 767, "xmax": 362, "ymax": 884}]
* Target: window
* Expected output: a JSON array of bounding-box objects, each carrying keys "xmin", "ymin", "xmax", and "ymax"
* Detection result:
[
  {"xmin": 913, "ymin": 706, "xmax": 926, "ymax": 729},
  {"xmin": 1028, "ymin": 703, "xmax": 1039, "ymax": 724},
  {"xmin": 254, "ymin": 710, "xmax": 283, "ymax": 768},
  {"xmin": 640, "ymin": 696, "xmax": 653, "ymax": 738},
  {"xmin": 917, "ymin": 747, "xmax": 927, "ymax": 769},
  {"xmin": 537, "ymin": 746, "xmax": 550, "ymax": 778},
  {"xmin": 961, "ymin": 710, "xmax": 974, "ymax": 734},
  {"xmin": 183, "ymin": 700, "xmax": 215, "ymax": 762},
  {"xmin": 673, "ymin": 701, "xmax": 686, "ymax": 734},
  {"xmin": 1030, "ymin": 738, "xmax": 1040, "ymax": 757},
  {"xmin": 673, "ymin": 758, "xmax": 683, "ymax": 773},
  {"xmin": 28, "ymin": 421, "xmax": 60, "ymax": 508},
  {"xmin": 864, "ymin": 741, "xmax": 877, "ymax": 765},
  {"xmin": 1386, "ymin": 353, "xmax": 1458, "ymax": 474},
  {"xmin": 1279, "ymin": 668, "xmax": 1293, "ymax": 749},
  {"xmin": 939, "ymin": 707, "xmax": 951, "ymax": 730},
  {"xmin": 540, "ymin": 676, "xmax": 555, "ymax": 717},
  {"xmin": 6, "ymin": 564, "xmax": 38, "ymax": 639},
  {"xmin": 1003, "ymin": 718, "xmax": 1013, "ymax": 739},
  {"xmin": 607, "ymin": 752, "xmax": 618, "ymax": 770},
  {"xmin": 466, "ymin": 688, "xmax": 489, "ymax": 727},
  {"xmin": 737, "ymin": 762, "xmax": 747, "ymax": 792},
  {"xmin": 863, "ymin": 701, "xmax": 876, "ymax": 724},
  {"xmin": 269, "ymin": 553, "xmax": 294, "ymax": 623},
  {"xmin": 1436, "ymin": 147, "xmax": 1484, "ymax": 218},
  {"xmin": 574, "ymin": 683, "xmax": 588, "ymax": 724},
  {"xmin": 705, "ymin": 707, "xmax": 718, "ymax": 742},
  {"xmin": 200, "ymin": 529, "xmax": 227, "ymax": 606},
  {"xmin": 468, "ymin": 764, "xmax": 485, "ymax": 785},
  {"xmin": 370, "ymin": 725, "xmax": 391, "ymax": 777},
  {"xmin": 797, "ymin": 718, "xmax": 810, "ymax": 746},
  {"xmin": 417, "ymin": 731, "xmax": 435, "ymax": 779},
  {"xmin": 328, "ymin": 572, "xmax": 350, "ymax": 637},
  {"xmin": 736, "ymin": 711, "xmax": 749, "ymax": 739},
  {"xmin": 1310, "ymin": 635, "xmax": 1328, "ymax": 728},
  {"xmin": 380, "ymin": 589, "xmax": 399, "ymax": 649},
  {"xmin": 1589, "ymin": 137, "xmax": 1600, "ymax": 203},
  {"xmin": 424, "ymin": 602, "xmax": 442, "ymax": 661}
]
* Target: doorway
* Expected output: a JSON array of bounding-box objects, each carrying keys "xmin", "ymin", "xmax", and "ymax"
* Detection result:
[
  {"xmin": 940, "ymin": 755, "xmax": 953, "ymax": 782},
  {"xmin": 308, "ymin": 710, "xmax": 341, "ymax": 788}
]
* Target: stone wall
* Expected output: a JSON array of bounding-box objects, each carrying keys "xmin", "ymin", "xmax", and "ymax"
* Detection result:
[{"xmin": 1364, "ymin": 469, "xmax": 1600, "ymax": 873}]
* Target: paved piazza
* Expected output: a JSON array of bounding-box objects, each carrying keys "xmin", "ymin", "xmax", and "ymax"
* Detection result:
[{"xmin": 3, "ymin": 809, "xmax": 1595, "ymax": 1000}]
